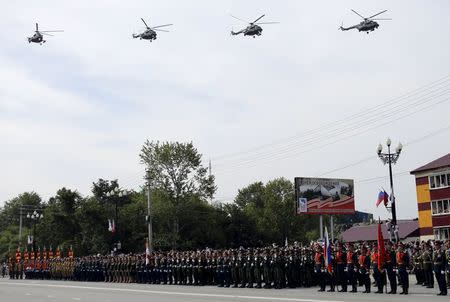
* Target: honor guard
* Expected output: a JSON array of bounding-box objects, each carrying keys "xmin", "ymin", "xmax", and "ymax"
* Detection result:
[
  {"xmin": 358, "ymin": 245, "xmax": 371, "ymax": 293},
  {"xmin": 396, "ymin": 242, "xmax": 410, "ymax": 294},
  {"xmin": 433, "ymin": 241, "xmax": 448, "ymax": 296}
]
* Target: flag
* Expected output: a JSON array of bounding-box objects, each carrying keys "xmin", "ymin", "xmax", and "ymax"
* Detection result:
[
  {"xmin": 377, "ymin": 219, "xmax": 386, "ymax": 271},
  {"xmin": 56, "ymin": 246, "xmax": 60, "ymax": 259},
  {"xmin": 49, "ymin": 246, "xmax": 53, "ymax": 259},
  {"xmin": 15, "ymin": 246, "xmax": 22, "ymax": 263},
  {"xmin": 376, "ymin": 190, "xmax": 389, "ymax": 207},
  {"xmin": 37, "ymin": 246, "xmax": 41, "ymax": 259},
  {"xmin": 145, "ymin": 239, "xmax": 150, "ymax": 265},
  {"xmin": 43, "ymin": 246, "xmax": 47, "ymax": 260},
  {"xmin": 68, "ymin": 245, "xmax": 74, "ymax": 259},
  {"xmin": 323, "ymin": 227, "xmax": 332, "ymax": 273},
  {"xmin": 108, "ymin": 219, "xmax": 112, "ymax": 232},
  {"xmin": 111, "ymin": 219, "xmax": 116, "ymax": 233}
]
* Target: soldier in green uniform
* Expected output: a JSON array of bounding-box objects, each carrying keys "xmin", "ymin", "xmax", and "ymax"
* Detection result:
[
  {"xmin": 254, "ymin": 249, "xmax": 263, "ymax": 288},
  {"xmin": 245, "ymin": 249, "xmax": 254, "ymax": 288},
  {"xmin": 231, "ymin": 251, "xmax": 239, "ymax": 288},
  {"xmin": 423, "ymin": 242, "xmax": 434, "ymax": 288},
  {"xmin": 412, "ymin": 246, "xmax": 424, "ymax": 285}
]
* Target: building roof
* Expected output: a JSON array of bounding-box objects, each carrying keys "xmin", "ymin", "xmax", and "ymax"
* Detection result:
[
  {"xmin": 341, "ymin": 219, "xmax": 419, "ymax": 242},
  {"xmin": 410, "ymin": 153, "xmax": 450, "ymax": 174}
]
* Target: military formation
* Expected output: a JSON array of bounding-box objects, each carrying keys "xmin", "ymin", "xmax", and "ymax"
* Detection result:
[{"xmin": 6, "ymin": 240, "xmax": 450, "ymax": 296}]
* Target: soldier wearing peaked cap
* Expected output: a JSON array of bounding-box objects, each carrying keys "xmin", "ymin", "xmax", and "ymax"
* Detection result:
[
  {"xmin": 434, "ymin": 241, "xmax": 447, "ymax": 296},
  {"xmin": 396, "ymin": 242, "xmax": 410, "ymax": 294}
]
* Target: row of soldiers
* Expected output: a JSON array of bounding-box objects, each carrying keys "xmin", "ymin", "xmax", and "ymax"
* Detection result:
[{"xmin": 6, "ymin": 240, "xmax": 450, "ymax": 295}]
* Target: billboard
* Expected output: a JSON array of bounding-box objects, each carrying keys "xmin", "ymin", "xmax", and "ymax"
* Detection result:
[{"xmin": 295, "ymin": 177, "xmax": 355, "ymax": 215}]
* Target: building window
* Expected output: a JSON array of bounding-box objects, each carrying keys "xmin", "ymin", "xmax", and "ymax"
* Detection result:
[
  {"xmin": 434, "ymin": 227, "xmax": 450, "ymax": 240},
  {"xmin": 431, "ymin": 199, "xmax": 450, "ymax": 215},
  {"xmin": 429, "ymin": 171, "xmax": 450, "ymax": 189}
]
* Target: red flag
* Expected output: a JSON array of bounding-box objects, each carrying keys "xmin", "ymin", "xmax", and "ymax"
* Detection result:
[{"xmin": 377, "ymin": 220, "xmax": 386, "ymax": 271}]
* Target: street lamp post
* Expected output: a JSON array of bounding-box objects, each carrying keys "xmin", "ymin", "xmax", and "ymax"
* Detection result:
[
  {"xmin": 26, "ymin": 210, "xmax": 43, "ymax": 252},
  {"xmin": 377, "ymin": 138, "xmax": 403, "ymax": 242},
  {"xmin": 106, "ymin": 187, "xmax": 130, "ymax": 253}
]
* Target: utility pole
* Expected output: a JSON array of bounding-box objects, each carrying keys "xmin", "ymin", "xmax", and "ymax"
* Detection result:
[
  {"xmin": 146, "ymin": 168, "xmax": 153, "ymax": 252},
  {"xmin": 19, "ymin": 207, "xmax": 23, "ymax": 242}
]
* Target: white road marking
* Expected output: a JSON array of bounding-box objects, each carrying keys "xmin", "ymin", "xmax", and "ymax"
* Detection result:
[
  {"xmin": 72, "ymin": 298, "xmax": 81, "ymax": 301},
  {"xmin": 1, "ymin": 282, "xmax": 343, "ymax": 302},
  {"xmin": 25, "ymin": 293, "xmax": 32, "ymax": 296}
]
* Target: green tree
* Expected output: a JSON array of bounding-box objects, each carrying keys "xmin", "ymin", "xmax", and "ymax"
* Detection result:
[{"xmin": 140, "ymin": 140, "xmax": 217, "ymax": 249}]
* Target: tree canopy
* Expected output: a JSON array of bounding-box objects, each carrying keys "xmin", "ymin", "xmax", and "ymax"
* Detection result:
[{"xmin": 0, "ymin": 140, "xmax": 341, "ymax": 260}]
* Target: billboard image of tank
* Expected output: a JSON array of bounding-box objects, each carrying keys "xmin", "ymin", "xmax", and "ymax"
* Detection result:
[{"xmin": 295, "ymin": 177, "xmax": 355, "ymax": 215}]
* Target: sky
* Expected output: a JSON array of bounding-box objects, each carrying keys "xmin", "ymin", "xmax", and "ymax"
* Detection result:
[{"xmin": 1, "ymin": 0, "xmax": 450, "ymax": 220}]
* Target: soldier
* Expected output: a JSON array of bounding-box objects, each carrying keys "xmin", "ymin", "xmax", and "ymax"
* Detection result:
[
  {"xmin": 412, "ymin": 246, "xmax": 424, "ymax": 285},
  {"xmin": 396, "ymin": 242, "xmax": 410, "ymax": 294},
  {"xmin": 385, "ymin": 242, "xmax": 397, "ymax": 294},
  {"xmin": 370, "ymin": 244, "xmax": 381, "ymax": 292},
  {"xmin": 433, "ymin": 241, "xmax": 447, "ymax": 296},
  {"xmin": 422, "ymin": 242, "xmax": 434, "ymax": 288},
  {"xmin": 314, "ymin": 244, "xmax": 325, "ymax": 292},
  {"xmin": 335, "ymin": 243, "xmax": 347, "ymax": 292},
  {"xmin": 262, "ymin": 249, "xmax": 272, "ymax": 288},
  {"xmin": 245, "ymin": 250, "xmax": 254, "ymax": 288},
  {"xmin": 358, "ymin": 245, "xmax": 371, "ymax": 293},
  {"xmin": 445, "ymin": 241, "xmax": 450, "ymax": 289},
  {"xmin": 286, "ymin": 250, "xmax": 297, "ymax": 288},
  {"xmin": 272, "ymin": 249, "xmax": 284, "ymax": 289},
  {"xmin": 345, "ymin": 243, "xmax": 358, "ymax": 293}
]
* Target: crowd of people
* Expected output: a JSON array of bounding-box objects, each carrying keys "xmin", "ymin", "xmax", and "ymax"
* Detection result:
[{"xmin": 5, "ymin": 240, "xmax": 450, "ymax": 296}]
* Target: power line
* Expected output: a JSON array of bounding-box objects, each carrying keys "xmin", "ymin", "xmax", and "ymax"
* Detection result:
[
  {"xmin": 211, "ymin": 75, "xmax": 450, "ymax": 163},
  {"xmin": 211, "ymin": 82, "xmax": 450, "ymax": 171}
]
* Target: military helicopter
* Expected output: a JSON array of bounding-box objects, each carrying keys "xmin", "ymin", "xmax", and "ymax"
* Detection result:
[
  {"xmin": 132, "ymin": 18, "xmax": 173, "ymax": 42},
  {"xmin": 340, "ymin": 9, "xmax": 391, "ymax": 33},
  {"xmin": 230, "ymin": 14, "xmax": 279, "ymax": 38},
  {"xmin": 28, "ymin": 23, "xmax": 63, "ymax": 45}
]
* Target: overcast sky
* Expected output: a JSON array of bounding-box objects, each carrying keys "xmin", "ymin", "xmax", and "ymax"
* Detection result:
[{"xmin": 1, "ymin": 0, "xmax": 450, "ymax": 220}]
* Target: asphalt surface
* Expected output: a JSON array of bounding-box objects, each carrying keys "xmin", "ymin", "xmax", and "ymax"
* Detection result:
[{"xmin": 0, "ymin": 277, "xmax": 447, "ymax": 302}]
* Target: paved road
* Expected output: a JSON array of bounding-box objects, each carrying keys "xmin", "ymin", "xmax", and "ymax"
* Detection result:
[{"xmin": 0, "ymin": 277, "xmax": 446, "ymax": 302}]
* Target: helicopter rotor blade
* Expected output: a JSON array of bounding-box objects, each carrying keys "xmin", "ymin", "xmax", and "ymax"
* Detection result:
[
  {"xmin": 36, "ymin": 23, "xmax": 38, "ymax": 31},
  {"xmin": 40, "ymin": 30, "xmax": 64, "ymax": 32},
  {"xmin": 141, "ymin": 18, "xmax": 150, "ymax": 29},
  {"xmin": 252, "ymin": 14, "xmax": 265, "ymax": 24},
  {"xmin": 154, "ymin": 29, "xmax": 169, "ymax": 32},
  {"xmin": 41, "ymin": 32, "xmax": 54, "ymax": 36},
  {"xmin": 371, "ymin": 18, "xmax": 392, "ymax": 21},
  {"xmin": 229, "ymin": 14, "xmax": 248, "ymax": 23},
  {"xmin": 367, "ymin": 10, "xmax": 387, "ymax": 19},
  {"xmin": 351, "ymin": 9, "xmax": 365, "ymax": 20},
  {"xmin": 151, "ymin": 24, "xmax": 173, "ymax": 29},
  {"xmin": 255, "ymin": 21, "xmax": 279, "ymax": 25}
]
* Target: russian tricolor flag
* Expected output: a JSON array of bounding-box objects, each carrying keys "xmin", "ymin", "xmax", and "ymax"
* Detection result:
[
  {"xmin": 376, "ymin": 190, "xmax": 389, "ymax": 207},
  {"xmin": 324, "ymin": 226, "xmax": 332, "ymax": 273}
]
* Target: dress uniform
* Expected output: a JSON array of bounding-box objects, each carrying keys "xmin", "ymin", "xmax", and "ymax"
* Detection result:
[
  {"xmin": 358, "ymin": 245, "xmax": 371, "ymax": 293},
  {"xmin": 335, "ymin": 243, "xmax": 347, "ymax": 292},
  {"xmin": 433, "ymin": 241, "xmax": 448, "ymax": 296},
  {"xmin": 396, "ymin": 242, "xmax": 409, "ymax": 294},
  {"xmin": 385, "ymin": 243, "xmax": 397, "ymax": 294},
  {"xmin": 412, "ymin": 246, "xmax": 424, "ymax": 285},
  {"xmin": 422, "ymin": 243, "xmax": 434, "ymax": 288},
  {"xmin": 345, "ymin": 243, "xmax": 358, "ymax": 292},
  {"xmin": 314, "ymin": 245, "xmax": 325, "ymax": 292}
]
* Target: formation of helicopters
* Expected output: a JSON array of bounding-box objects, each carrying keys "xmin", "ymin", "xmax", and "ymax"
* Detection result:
[{"xmin": 27, "ymin": 9, "xmax": 391, "ymax": 45}]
